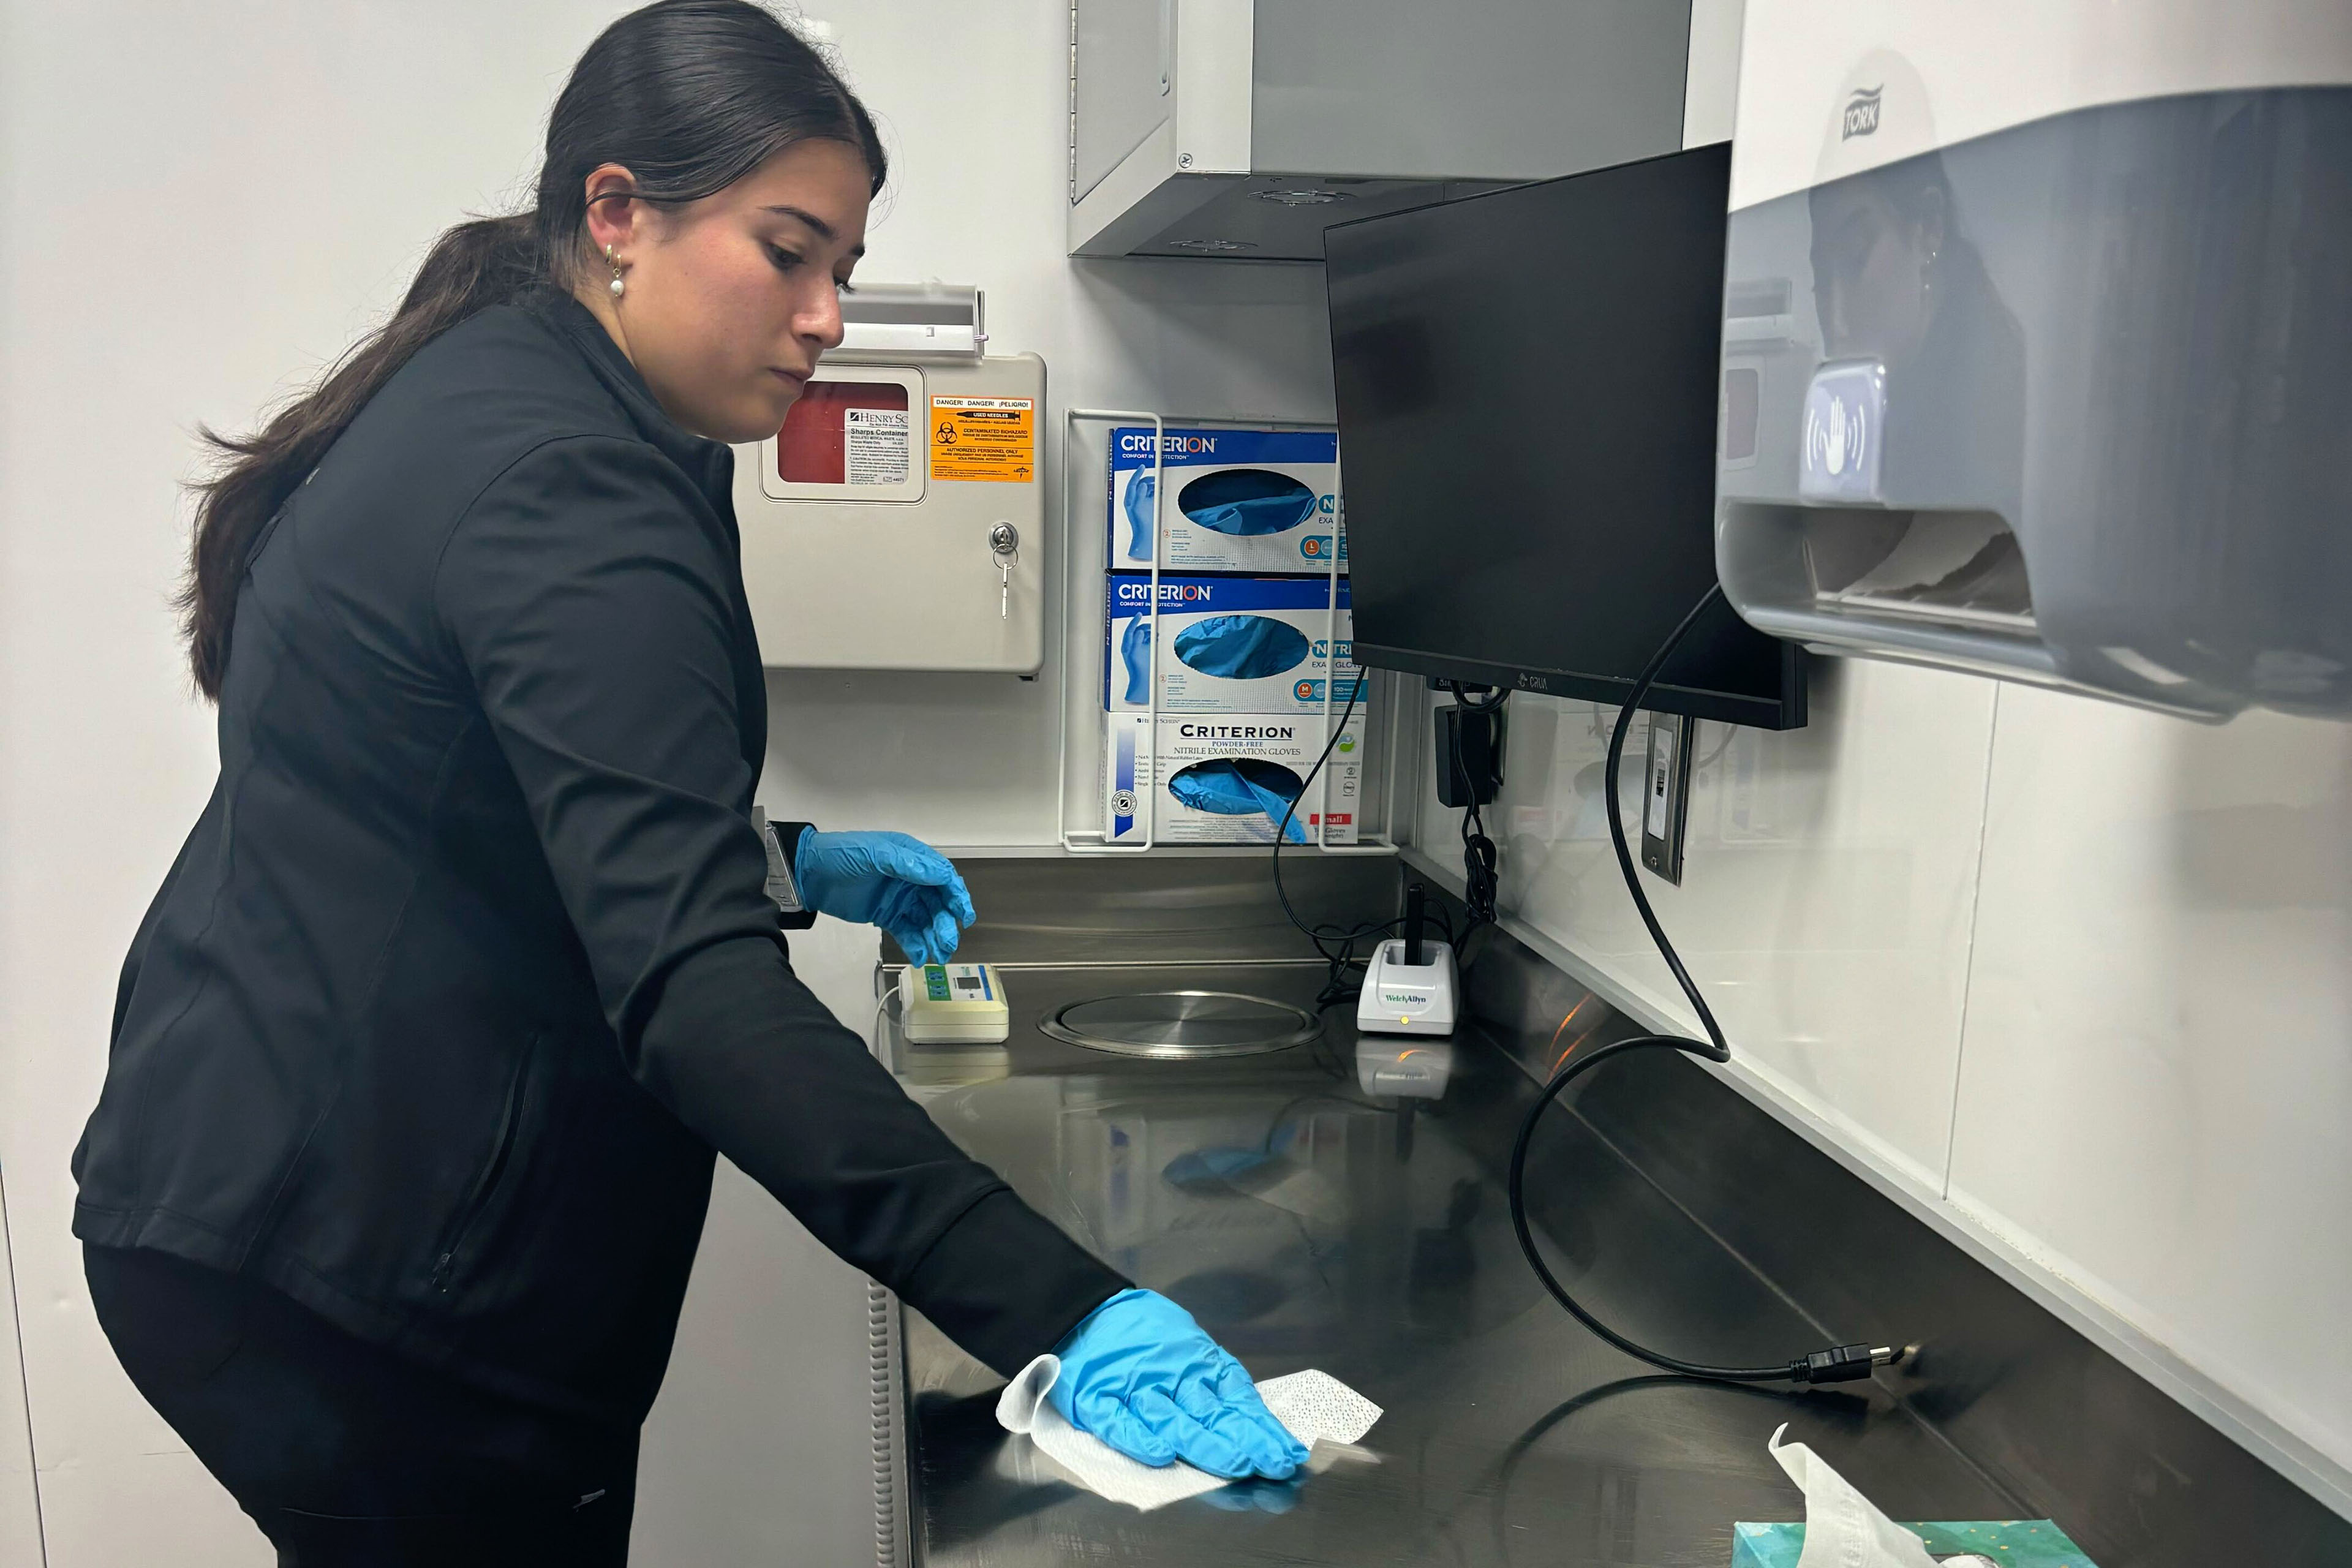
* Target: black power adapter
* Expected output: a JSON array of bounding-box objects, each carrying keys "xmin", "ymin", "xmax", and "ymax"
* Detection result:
[
  {"xmin": 1437, "ymin": 685, "xmax": 1504, "ymax": 933},
  {"xmin": 1435, "ymin": 700, "xmax": 1504, "ymax": 808}
]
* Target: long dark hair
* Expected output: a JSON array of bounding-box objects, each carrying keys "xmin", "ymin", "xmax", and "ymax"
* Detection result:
[{"xmin": 180, "ymin": 0, "xmax": 887, "ymax": 699}]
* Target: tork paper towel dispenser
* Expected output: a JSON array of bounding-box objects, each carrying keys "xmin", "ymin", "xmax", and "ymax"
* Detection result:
[{"xmin": 1715, "ymin": 4, "xmax": 2352, "ymax": 720}]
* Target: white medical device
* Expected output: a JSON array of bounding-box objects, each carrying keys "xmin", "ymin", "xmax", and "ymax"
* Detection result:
[
  {"xmin": 1355, "ymin": 942, "xmax": 1457, "ymax": 1038},
  {"xmin": 900, "ymin": 963, "xmax": 1012, "ymax": 1045},
  {"xmin": 1714, "ymin": 3, "xmax": 2352, "ymax": 720},
  {"xmin": 734, "ymin": 284, "xmax": 1047, "ymax": 673},
  {"xmin": 1354, "ymin": 886, "xmax": 1456, "ymax": 1038}
]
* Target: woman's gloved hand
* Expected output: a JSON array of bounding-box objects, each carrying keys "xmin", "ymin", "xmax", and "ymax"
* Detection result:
[
  {"xmin": 794, "ymin": 829, "xmax": 975, "ymax": 966},
  {"xmin": 1050, "ymin": 1289, "xmax": 1309, "ymax": 1480}
]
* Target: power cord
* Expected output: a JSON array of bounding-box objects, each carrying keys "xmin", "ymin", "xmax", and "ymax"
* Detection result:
[
  {"xmin": 1270, "ymin": 681, "xmax": 1453, "ymax": 1011},
  {"xmin": 1444, "ymin": 682, "xmax": 1504, "ymax": 937},
  {"xmin": 1505, "ymin": 583, "xmax": 1906, "ymax": 1386}
]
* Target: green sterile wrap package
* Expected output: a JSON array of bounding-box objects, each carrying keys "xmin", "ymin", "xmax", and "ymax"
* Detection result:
[
  {"xmin": 1744, "ymin": 1427, "xmax": 2098, "ymax": 1567},
  {"xmin": 1731, "ymin": 1519, "xmax": 2097, "ymax": 1567}
]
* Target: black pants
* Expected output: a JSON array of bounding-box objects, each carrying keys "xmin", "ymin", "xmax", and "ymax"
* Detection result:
[{"xmin": 86, "ymin": 1245, "xmax": 639, "ymax": 1567}]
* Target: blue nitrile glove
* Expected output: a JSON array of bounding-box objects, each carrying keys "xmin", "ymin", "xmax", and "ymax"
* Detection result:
[
  {"xmin": 1178, "ymin": 469, "xmax": 1317, "ymax": 537},
  {"xmin": 1121, "ymin": 612, "xmax": 1154, "ymax": 704},
  {"xmin": 1172, "ymin": 614, "xmax": 1310, "ymax": 680},
  {"xmin": 793, "ymin": 829, "xmax": 975, "ymax": 967},
  {"xmin": 1049, "ymin": 1288, "xmax": 1309, "ymax": 1481},
  {"xmin": 1123, "ymin": 469, "xmax": 1158, "ymax": 561},
  {"xmin": 1167, "ymin": 758, "xmax": 1310, "ymax": 845}
]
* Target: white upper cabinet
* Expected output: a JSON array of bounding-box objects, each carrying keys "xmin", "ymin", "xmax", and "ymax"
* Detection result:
[{"xmin": 1069, "ymin": 0, "xmax": 1698, "ymax": 260}]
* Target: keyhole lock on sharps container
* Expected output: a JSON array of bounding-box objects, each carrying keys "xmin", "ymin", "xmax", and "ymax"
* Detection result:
[
  {"xmin": 989, "ymin": 522, "xmax": 1020, "ymax": 620},
  {"xmin": 734, "ymin": 282, "xmax": 1047, "ymax": 673}
]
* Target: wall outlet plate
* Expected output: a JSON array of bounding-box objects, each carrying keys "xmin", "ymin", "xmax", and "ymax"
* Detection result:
[{"xmin": 1640, "ymin": 712, "xmax": 1696, "ymax": 884}]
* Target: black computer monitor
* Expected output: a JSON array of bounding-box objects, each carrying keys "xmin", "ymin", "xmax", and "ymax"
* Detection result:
[{"xmin": 1325, "ymin": 141, "xmax": 1804, "ymax": 729}]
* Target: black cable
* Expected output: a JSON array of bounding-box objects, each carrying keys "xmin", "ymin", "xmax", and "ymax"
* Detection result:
[
  {"xmin": 1596, "ymin": 606, "xmax": 1727, "ymax": 1057},
  {"xmin": 1443, "ymin": 682, "xmax": 1501, "ymax": 935},
  {"xmin": 1268, "ymin": 680, "xmax": 1453, "ymax": 1011},
  {"xmin": 1506, "ymin": 583, "xmax": 1902, "ymax": 1387},
  {"xmin": 1453, "ymin": 683, "xmax": 1508, "ymax": 713}
]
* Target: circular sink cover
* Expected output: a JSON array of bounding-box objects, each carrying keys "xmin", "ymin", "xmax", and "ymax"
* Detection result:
[{"xmin": 1041, "ymin": 991, "xmax": 1322, "ymax": 1059}]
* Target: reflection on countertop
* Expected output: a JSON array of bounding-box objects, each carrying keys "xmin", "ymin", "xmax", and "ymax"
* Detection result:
[{"xmin": 882, "ymin": 960, "xmax": 2013, "ymax": 1567}]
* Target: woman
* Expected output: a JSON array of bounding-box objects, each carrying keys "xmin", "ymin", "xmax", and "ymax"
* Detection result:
[{"xmin": 71, "ymin": 4, "xmax": 1303, "ymax": 1561}]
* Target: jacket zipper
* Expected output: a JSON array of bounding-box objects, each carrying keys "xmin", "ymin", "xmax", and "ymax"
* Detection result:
[{"xmin": 429, "ymin": 1034, "xmax": 538, "ymax": 1293}]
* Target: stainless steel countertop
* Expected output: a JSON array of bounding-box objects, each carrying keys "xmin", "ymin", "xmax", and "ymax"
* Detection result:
[{"xmin": 884, "ymin": 960, "xmax": 2016, "ymax": 1567}]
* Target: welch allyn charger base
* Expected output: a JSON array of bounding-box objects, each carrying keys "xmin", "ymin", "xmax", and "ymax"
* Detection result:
[
  {"xmin": 1354, "ymin": 939, "xmax": 1457, "ymax": 1036},
  {"xmin": 1355, "ymin": 886, "xmax": 1457, "ymax": 1037}
]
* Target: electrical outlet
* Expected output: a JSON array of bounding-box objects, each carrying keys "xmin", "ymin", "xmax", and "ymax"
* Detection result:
[{"xmin": 1640, "ymin": 712, "xmax": 1695, "ymax": 883}]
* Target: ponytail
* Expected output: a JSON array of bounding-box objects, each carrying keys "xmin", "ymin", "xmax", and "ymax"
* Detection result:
[
  {"xmin": 181, "ymin": 216, "xmax": 537, "ymax": 696},
  {"xmin": 179, "ymin": 0, "xmax": 886, "ymax": 699}
]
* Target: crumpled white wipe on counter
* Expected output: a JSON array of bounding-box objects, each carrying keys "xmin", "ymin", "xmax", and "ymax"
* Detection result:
[
  {"xmin": 995, "ymin": 1352, "xmax": 1382, "ymax": 1511},
  {"xmin": 1768, "ymin": 1424, "xmax": 1996, "ymax": 1568}
]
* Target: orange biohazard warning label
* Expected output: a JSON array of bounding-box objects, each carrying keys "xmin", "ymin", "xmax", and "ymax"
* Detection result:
[{"xmin": 929, "ymin": 396, "xmax": 1036, "ymax": 483}]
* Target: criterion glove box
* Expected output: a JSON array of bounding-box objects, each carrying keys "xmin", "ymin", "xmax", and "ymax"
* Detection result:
[
  {"xmin": 1104, "ymin": 574, "xmax": 1360, "ymax": 715},
  {"xmin": 1102, "ymin": 712, "xmax": 1360, "ymax": 846},
  {"xmin": 1107, "ymin": 427, "xmax": 1343, "ymax": 576}
]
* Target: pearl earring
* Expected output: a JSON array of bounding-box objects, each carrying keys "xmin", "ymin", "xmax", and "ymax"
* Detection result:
[{"xmin": 606, "ymin": 243, "xmax": 625, "ymax": 300}]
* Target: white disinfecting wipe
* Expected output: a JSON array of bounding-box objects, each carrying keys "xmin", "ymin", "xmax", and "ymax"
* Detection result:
[
  {"xmin": 1767, "ymin": 1425, "xmax": 1997, "ymax": 1568},
  {"xmin": 995, "ymin": 1353, "xmax": 1382, "ymax": 1511}
]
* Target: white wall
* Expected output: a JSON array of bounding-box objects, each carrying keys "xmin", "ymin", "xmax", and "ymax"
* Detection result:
[
  {"xmin": 0, "ymin": 1178, "xmax": 44, "ymax": 1566},
  {"xmin": 0, "ymin": 3, "xmax": 1341, "ymax": 1564},
  {"xmin": 1411, "ymin": 674, "xmax": 2352, "ymax": 1514}
]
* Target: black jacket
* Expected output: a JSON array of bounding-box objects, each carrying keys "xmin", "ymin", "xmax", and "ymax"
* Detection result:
[{"xmin": 74, "ymin": 290, "xmax": 1125, "ymax": 1424}]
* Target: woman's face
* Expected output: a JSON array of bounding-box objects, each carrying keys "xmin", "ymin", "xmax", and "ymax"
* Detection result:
[{"xmin": 583, "ymin": 138, "xmax": 872, "ymax": 445}]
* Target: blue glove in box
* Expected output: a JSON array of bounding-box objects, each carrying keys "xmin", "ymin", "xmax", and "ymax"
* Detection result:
[
  {"xmin": 1106, "ymin": 574, "xmax": 1361, "ymax": 715},
  {"xmin": 1107, "ymin": 427, "xmax": 1343, "ymax": 575},
  {"xmin": 1103, "ymin": 713, "xmax": 1362, "ymax": 845}
]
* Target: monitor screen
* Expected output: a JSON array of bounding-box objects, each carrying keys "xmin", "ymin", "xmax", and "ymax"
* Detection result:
[{"xmin": 1324, "ymin": 142, "xmax": 1804, "ymax": 729}]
